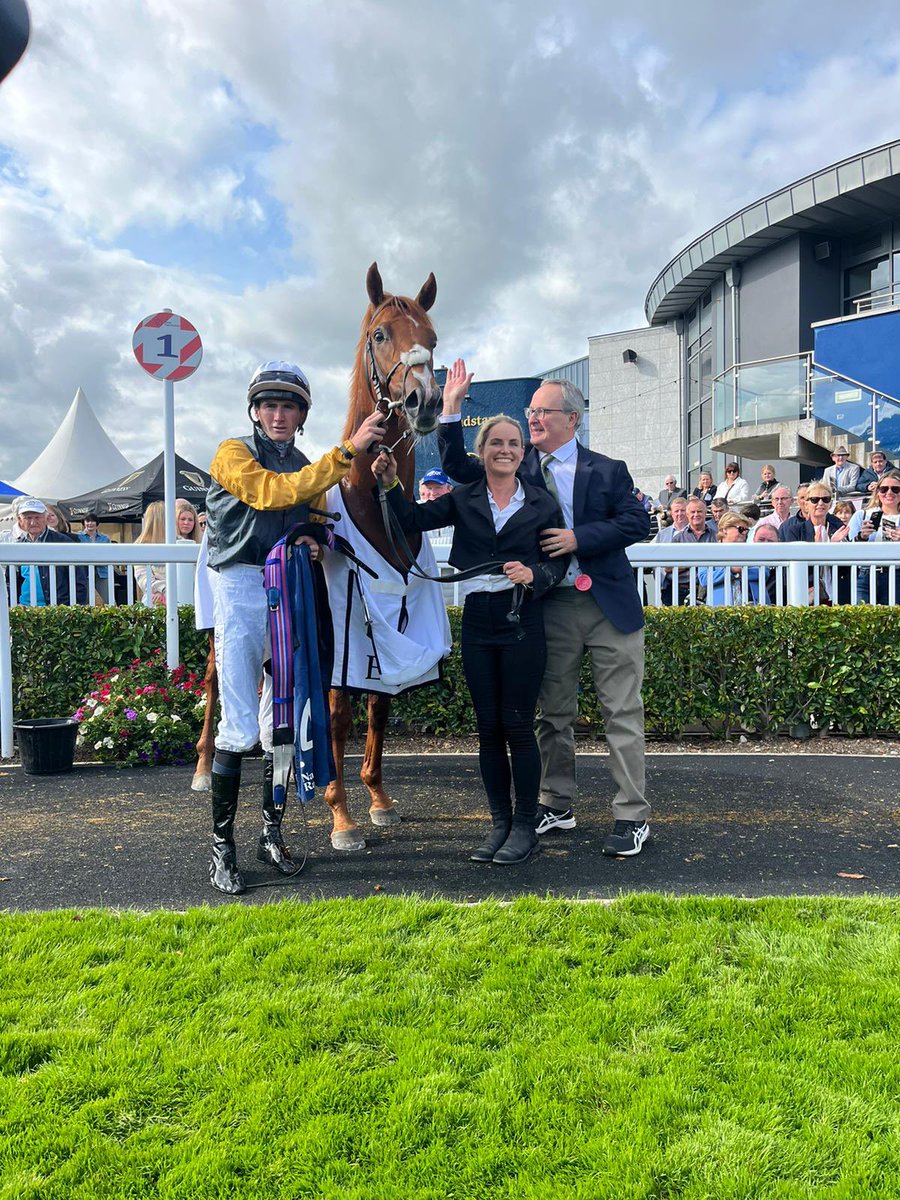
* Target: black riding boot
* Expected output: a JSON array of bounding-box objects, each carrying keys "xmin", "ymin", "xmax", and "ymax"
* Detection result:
[
  {"xmin": 470, "ymin": 798, "xmax": 512, "ymax": 862},
  {"xmin": 493, "ymin": 799, "xmax": 540, "ymax": 865},
  {"xmin": 257, "ymin": 753, "xmax": 296, "ymax": 875},
  {"xmin": 210, "ymin": 767, "xmax": 245, "ymax": 894}
]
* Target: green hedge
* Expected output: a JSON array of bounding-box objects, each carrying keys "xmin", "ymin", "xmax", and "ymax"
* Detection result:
[{"xmin": 8, "ymin": 604, "xmax": 900, "ymax": 739}]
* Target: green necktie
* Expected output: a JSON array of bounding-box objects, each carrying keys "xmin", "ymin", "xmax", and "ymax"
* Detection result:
[{"xmin": 541, "ymin": 454, "xmax": 560, "ymax": 502}]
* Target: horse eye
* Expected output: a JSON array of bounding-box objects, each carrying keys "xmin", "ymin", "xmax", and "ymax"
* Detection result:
[{"xmin": 373, "ymin": 328, "xmax": 386, "ymax": 344}]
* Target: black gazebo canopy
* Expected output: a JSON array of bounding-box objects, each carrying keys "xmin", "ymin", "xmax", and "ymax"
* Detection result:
[{"xmin": 58, "ymin": 452, "xmax": 211, "ymax": 522}]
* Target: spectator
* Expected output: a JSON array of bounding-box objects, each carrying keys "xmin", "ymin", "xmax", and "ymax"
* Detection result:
[
  {"xmin": 751, "ymin": 521, "xmax": 781, "ymax": 604},
  {"xmin": 781, "ymin": 482, "xmax": 849, "ymax": 603},
  {"xmin": 418, "ymin": 468, "xmax": 453, "ymax": 502},
  {"xmin": 652, "ymin": 496, "xmax": 689, "ymax": 606},
  {"xmin": 848, "ymin": 469, "xmax": 900, "ymax": 603},
  {"xmin": 740, "ymin": 503, "xmax": 761, "ymax": 525},
  {"xmin": 700, "ymin": 513, "xmax": 756, "ymax": 606},
  {"xmin": 76, "ymin": 512, "xmax": 112, "ymax": 603},
  {"xmin": 655, "ymin": 474, "xmax": 687, "ymax": 512},
  {"xmin": 832, "ymin": 500, "xmax": 855, "ymax": 526},
  {"xmin": 15, "ymin": 498, "xmax": 88, "ymax": 606},
  {"xmin": 752, "ymin": 464, "xmax": 779, "ymax": 504},
  {"xmin": 758, "ymin": 485, "xmax": 793, "ymax": 531},
  {"xmin": 822, "ymin": 447, "xmax": 861, "ymax": 498},
  {"xmin": 857, "ymin": 450, "xmax": 894, "ymax": 495},
  {"xmin": 777, "ymin": 484, "xmax": 811, "ymax": 541},
  {"xmin": 46, "ymin": 505, "xmax": 76, "ymax": 539},
  {"xmin": 632, "ymin": 486, "xmax": 652, "ymax": 514},
  {"xmin": 135, "ymin": 501, "xmax": 200, "ymax": 605},
  {"xmin": 674, "ymin": 498, "xmax": 716, "ymax": 545},
  {"xmin": 715, "ymin": 462, "xmax": 751, "ymax": 510},
  {"xmin": 709, "ymin": 496, "xmax": 728, "ymax": 527},
  {"xmin": 693, "ymin": 471, "xmax": 716, "ymax": 505},
  {"xmin": 175, "ymin": 498, "xmax": 202, "ymax": 543},
  {"xmin": 197, "ymin": 510, "xmax": 207, "ymax": 533}
]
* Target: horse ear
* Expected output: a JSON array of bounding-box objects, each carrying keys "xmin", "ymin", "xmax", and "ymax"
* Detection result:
[
  {"xmin": 416, "ymin": 272, "xmax": 437, "ymax": 312},
  {"xmin": 366, "ymin": 262, "xmax": 384, "ymax": 307}
]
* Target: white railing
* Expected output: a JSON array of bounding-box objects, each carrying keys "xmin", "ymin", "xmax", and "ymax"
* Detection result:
[
  {"xmin": 1, "ymin": 540, "xmax": 897, "ymax": 761},
  {"xmin": 0, "ymin": 541, "xmax": 200, "ymax": 759}
]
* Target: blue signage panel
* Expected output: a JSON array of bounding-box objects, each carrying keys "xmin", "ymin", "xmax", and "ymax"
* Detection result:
[{"xmin": 814, "ymin": 311, "xmax": 900, "ymax": 457}]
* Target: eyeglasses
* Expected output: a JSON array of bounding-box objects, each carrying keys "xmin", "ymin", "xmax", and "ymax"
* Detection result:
[
  {"xmin": 734, "ymin": 526, "xmax": 749, "ymax": 534},
  {"xmin": 809, "ymin": 497, "xmax": 830, "ymax": 505},
  {"xmin": 524, "ymin": 407, "xmax": 566, "ymax": 420},
  {"xmin": 725, "ymin": 467, "xmax": 738, "ymax": 474},
  {"xmin": 878, "ymin": 485, "xmax": 900, "ymax": 495}
]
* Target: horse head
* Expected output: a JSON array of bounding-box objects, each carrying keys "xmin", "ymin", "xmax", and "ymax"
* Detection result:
[{"xmin": 361, "ymin": 261, "xmax": 442, "ymax": 436}]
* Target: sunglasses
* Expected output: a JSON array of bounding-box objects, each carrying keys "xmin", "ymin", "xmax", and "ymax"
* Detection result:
[
  {"xmin": 725, "ymin": 468, "xmax": 738, "ymax": 473},
  {"xmin": 734, "ymin": 526, "xmax": 749, "ymax": 534},
  {"xmin": 809, "ymin": 497, "xmax": 830, "ymax": 504},
  {"xmin": 878, "ymin": 484, "xmax": 900, "ymax": 494}
]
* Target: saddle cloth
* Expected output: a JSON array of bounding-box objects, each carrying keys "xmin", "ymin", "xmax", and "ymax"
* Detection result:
[{"xmin": 322, "ymin": 481, "xmax": 451, "ymax": 694}]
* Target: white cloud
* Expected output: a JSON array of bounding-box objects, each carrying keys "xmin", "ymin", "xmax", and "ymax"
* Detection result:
[{"xmin": 1, "ymin": 0, "xmax": 900, "ymax": 486}]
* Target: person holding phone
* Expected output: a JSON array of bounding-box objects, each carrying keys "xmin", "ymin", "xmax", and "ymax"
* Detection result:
[{"xmin": 848, "ymin": 469, "xmax": 900, "ymax": 603}]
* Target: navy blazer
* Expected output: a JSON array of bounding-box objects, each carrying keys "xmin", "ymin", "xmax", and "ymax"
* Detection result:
[
  {"xmin": 387, "ymin": 473, "xmax": 567, "ymax": 600},
  {"xmin": 438, "ymin": 421, "xmax": 650, "ymax": 632}
]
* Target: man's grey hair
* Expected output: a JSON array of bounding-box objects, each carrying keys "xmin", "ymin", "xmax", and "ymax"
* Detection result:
[
  {"xmin": 546, "ymin": 378, "xmax": 585, "ymax": 428},
  {"xmin": 772, "ymin": 486, "xmax": 792, "ymax": 500}
]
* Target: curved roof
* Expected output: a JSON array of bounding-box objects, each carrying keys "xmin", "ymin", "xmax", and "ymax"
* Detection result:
[{"xmin": 645, "ymin": 140, "xmax": 900, "ymax": 326}]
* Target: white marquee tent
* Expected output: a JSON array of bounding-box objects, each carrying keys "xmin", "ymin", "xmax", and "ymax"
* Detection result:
[{"xmin": 12, "ymin": 387, "xmax": 133, "ymax": 502}]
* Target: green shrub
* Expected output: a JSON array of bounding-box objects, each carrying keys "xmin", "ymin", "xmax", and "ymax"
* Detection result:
[{"xmin": 8, "ymin": 603, "xmax": 900, "ymax": 741}]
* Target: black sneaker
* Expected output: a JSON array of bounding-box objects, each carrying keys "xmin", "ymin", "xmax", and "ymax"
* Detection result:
[
  {"xmin": 535, "ymin": 804, "xmax": 577, "ymax": 835},
  {"xmin": 602, "ymin": 820, "xmax": 649, "ymax": 857}
]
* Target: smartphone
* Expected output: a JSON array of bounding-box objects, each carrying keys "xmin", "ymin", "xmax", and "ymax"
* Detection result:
[{"xmin": 869, "ymin": 509, "xmax": 883, "ymax": 531}]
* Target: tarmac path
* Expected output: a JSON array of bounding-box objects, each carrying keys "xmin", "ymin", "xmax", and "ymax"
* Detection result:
[{"xmin": 0, "ymin": 752, "xmax": 897, "ymax": 910}]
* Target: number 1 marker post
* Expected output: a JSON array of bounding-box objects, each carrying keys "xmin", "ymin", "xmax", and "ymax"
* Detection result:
[{"xmin": 132, "ymin": 310, "xmax": 203, "ymax": 668}]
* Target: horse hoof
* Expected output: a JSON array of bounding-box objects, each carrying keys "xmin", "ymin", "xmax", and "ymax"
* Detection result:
[
  {"xmin": 369, "ymin": 806, "xmax": 401, "ymax": 827},
  {"xmin": 331, "ymin": 829, "xmax": 367, "ymax": 852},
  {"xmin": 191, "ymin": 773, "xmax": 211, "ymax": 793}
]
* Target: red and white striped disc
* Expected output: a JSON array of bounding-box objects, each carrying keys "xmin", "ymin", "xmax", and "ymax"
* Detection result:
[{"xmin": 132, "ymin": 311, "xmax": 203, "ymax": 382}]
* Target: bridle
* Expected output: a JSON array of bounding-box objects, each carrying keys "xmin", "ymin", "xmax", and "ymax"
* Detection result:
[{"xmin": 364, "ymin": 303, "xmax": 440, "ymax": 453}]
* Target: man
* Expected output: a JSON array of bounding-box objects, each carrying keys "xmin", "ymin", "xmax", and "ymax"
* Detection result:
[
  {"xmin": 778, "ymin": 484, "xmax": 810, "ymax": 542},
  {"xmin": 75, "ymin": 512, "xmax": 112, "ymax": 603},
  {"xmin": 15, "ymin": 497, "xmax": 87, "ymax": 606},
  {"xmin": 674, "ymin": 498, "xmax": 716, "ymax": 545},
  {"xmin": 751, "ymin": 521, "xmax": 782, "ymax": 604},
  {"xmin": 204, "ymin": 360, "xmax": 386, "ymax": 895},
  {"xmin": 822, "ymin": 447, "xmax": 861, "ymax": 498},
  {"xmin": 418, "ymin": 467, "xmax": 453, "ymax": 502},
  {"xmin": 709, "ymin": 496, "xmax": 728, "ymax": 527},
  {"xmin": 652, "ymin": 496, "xmax": 689, "ymax": 606},
  {"xmin": 655, "ymin": 475, "xmax": 687, "ymax": 512},
  {"xmin": 438, "ymin": 360, "xmax": 651, "ymax": 858},
  {"xmin": 857, "ymin": 450, "xmax": 894, "ymax": 494},
  {"xmin": 757, "ymin": 485, "xmax": 793, "ymax": 531}
]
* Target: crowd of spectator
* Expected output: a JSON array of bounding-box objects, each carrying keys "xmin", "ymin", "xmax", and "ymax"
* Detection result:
[{"xmin": 641, "ymin": 446, "xmax": 898, "ymax": 607}]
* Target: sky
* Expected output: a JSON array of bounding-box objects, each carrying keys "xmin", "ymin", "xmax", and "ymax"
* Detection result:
[{"xmin": 2, "ymin": 0, "xmax": 900, "ymax": 484}]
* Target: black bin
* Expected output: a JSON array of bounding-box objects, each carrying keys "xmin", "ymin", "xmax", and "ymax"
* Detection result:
[{"xmin": 14, "ymin": 719, "xmax": 79, "ymax": 775}]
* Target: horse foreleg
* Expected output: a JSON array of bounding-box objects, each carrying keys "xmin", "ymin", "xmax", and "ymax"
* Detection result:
[
  {"xmin": 191, "ymin": 633, "xmax": 218, "ymax": 793},
  {"xmin": 362, "ymin": 692, "xmax": 400, "ymax": 826},
  {"xmin": 324, "ymin": 689, "xmax": 366, "ymax": 851}
]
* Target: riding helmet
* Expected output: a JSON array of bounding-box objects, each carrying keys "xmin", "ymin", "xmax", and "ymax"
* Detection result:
[{"xmin": 247, "ymin": 360, "xmax": 312, "ymax": 416}]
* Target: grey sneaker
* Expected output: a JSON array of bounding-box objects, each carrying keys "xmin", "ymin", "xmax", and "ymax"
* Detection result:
[
  {"xmin": 535, "ymin": 804, "xmax": 576, "ymax": 835},
  {"xmin": 602, "ymin": 820, "xmax": 649, "ymax": 857}
]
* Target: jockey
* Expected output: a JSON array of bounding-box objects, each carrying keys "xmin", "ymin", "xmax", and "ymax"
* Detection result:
[{"xmin": 205, "ymin": 360, "xmax": 386, "ymax": 895}]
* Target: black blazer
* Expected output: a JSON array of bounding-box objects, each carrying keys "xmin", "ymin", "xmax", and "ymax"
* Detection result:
[
  {"xmin": 386, "ymin": 474, "xmax": 568, "ymax": 599},
  {"xmin": 779, "ymin": 514, "xmax": 844, "ymax": 542},
  {"xmin": 438, "ymin": 421, "xmax": 650, "ymax": 632}
]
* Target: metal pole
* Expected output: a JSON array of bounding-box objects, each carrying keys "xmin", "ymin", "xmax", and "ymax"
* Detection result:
[
  {"xmin": 163, "ymin": 372, "xmax": 179, "ymax": 669},
  {"xmin": 0, "ymin": 572, "xmax": 13, "ymax": 758}
]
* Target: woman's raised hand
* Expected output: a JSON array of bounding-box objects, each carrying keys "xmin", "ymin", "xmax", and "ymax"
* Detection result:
[{"xmin": 441, "ymin": 358, "xmax": 474, "ymax": 415}]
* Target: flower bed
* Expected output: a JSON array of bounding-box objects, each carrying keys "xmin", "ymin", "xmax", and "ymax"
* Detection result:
[{"xmin": 73, "ymin": 651, "xmax": 206, "ymax": 766}]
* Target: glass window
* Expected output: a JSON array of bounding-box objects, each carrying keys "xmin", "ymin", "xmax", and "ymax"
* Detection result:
[{"xmin": 845, "ymin": 256, "xmax": 890, "ymax": 300}]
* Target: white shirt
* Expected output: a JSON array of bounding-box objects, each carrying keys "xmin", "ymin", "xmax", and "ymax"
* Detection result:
[
  {"xmin": 540, "ymin": 437, "xmax": 580, "ymax": 586},
  {"xmin": 462, "ymin": 480, "xmax": 525, "ymax": 596}
]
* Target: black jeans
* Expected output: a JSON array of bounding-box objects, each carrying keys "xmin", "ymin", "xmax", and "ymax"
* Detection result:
[{"xmin": 461, "ymin": 590, "xmax": 546, "ymax": 813}]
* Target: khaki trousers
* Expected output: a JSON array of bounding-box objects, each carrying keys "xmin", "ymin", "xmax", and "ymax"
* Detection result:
[{"xmin": 537, "ymin": 588, "xmax": 649, "ymax": 823}]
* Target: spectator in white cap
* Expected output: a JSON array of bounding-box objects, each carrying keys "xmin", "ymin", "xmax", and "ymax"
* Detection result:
[{"xmin": 15, "ymin": 498, "xmax": 88, "ymax": 606}]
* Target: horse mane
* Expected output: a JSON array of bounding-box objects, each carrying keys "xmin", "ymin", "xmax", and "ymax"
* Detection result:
[{"xmin": 343, "ymin": 295, "xmax": 428, "ymax": 441}]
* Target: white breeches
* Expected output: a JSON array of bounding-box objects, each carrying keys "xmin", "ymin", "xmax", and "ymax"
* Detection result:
[{"xmin": 212, "ymin": 565, "xmax": 273, "ymax": 754}]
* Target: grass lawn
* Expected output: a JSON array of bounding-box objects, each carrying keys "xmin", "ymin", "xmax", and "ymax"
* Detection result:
[{"xmin": 1, "ymin": 895, "xmax": 899, "ymax": 1199}]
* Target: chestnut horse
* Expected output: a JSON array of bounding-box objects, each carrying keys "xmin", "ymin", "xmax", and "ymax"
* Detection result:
[{"xmin": 192, "ymin": 263, "xmax": 442, "ymax": 850}]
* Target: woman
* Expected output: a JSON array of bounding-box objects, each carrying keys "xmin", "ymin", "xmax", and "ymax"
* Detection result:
[
  {"xmin": 752, "ymin": 465, "xmax": 779, "ymax": 504},
  {"xmin": 175, "ymin": 499, "xmax": 202, "ymax": 543},
  {"xmin": 781, "ymin": 483, "xmax": 849, "ymax": 604},
  {"xmin": 46, "ymin": 505, "xmax": 77, "ymax": 540},
  {"xmin": 848, "ymin": 468, "xmax": 900, "ymax": 604},
  {"xmin": 76, "ymin": 511, "xmax": 113, "ymax": 603},
  {"xmin": 373, "ymin": 415, "xmax": 568, "ymax": 865},
  {"xmin": 699, "ymin": 512, "xmax": 757, "ymax": 606},
  {"xmin": 715, "ymin": 462, "xmax": 751, "ymax": 510},
  {"xmin": 693, "ymin": 471, "xmax": 715, "ymax": 505},
  {"xmin": 134, "ymin": 501, "xmax": 198, "ymax": 605}
]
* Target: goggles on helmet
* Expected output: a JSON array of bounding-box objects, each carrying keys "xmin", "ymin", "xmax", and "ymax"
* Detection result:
[{"xmin": 247, "ymin": 360, "xmax": 312, "ymax": 409}]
